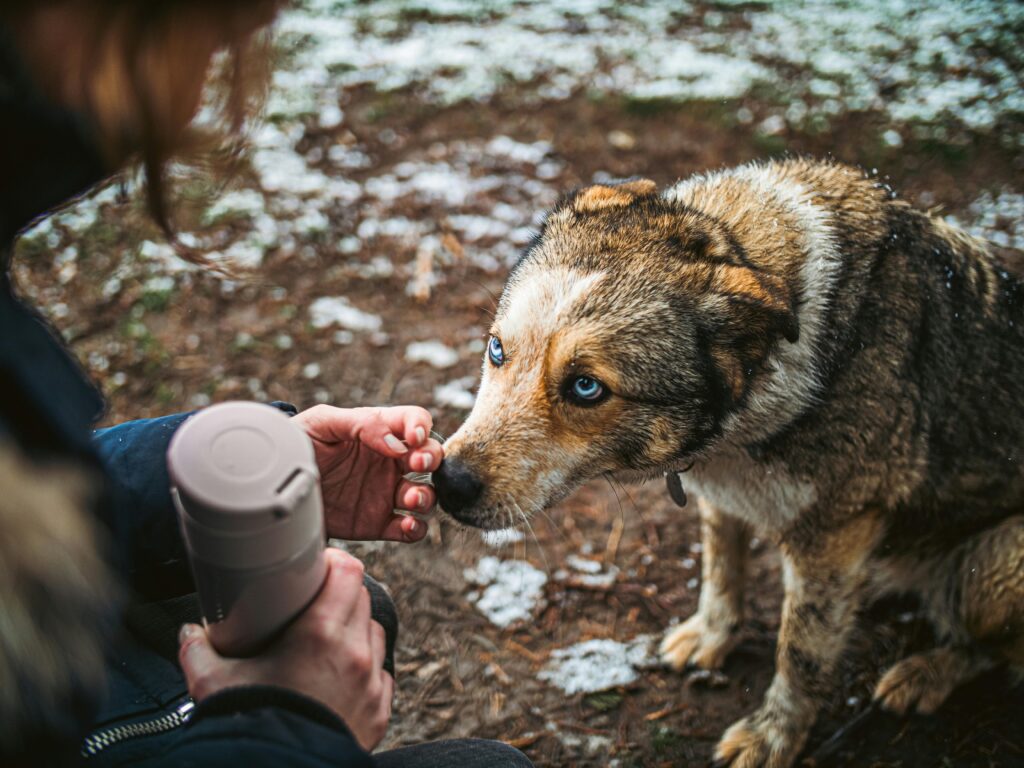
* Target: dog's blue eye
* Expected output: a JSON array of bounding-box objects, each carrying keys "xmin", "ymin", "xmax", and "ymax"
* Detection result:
[
  {"xmin": 487, "ymin": 336, "xmax": 504, "ymax": 367},
  {"xmin": 567, "ymin": 375, "xmax": 606, "ymax": 405}
]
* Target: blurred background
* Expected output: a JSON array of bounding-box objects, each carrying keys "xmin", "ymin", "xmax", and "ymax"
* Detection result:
[{"xmin": 13, "ymin": 2, "xmax": 1024, "ymax": 765}]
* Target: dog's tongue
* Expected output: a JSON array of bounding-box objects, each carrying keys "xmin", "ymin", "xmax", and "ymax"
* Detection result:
[{"xmin": 665, "ymin": 471, "xmax": 688, "ymax": 507}]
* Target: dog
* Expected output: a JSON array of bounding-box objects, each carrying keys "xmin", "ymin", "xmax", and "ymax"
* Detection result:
[{"xmin": 433, "ymin": 158, "xmax": 1024, "ymax": 767}]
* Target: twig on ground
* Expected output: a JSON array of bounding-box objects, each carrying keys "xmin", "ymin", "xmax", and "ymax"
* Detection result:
[{"xmin": 802, "ymin": 701, "xmax": 882, "ymax": 767}]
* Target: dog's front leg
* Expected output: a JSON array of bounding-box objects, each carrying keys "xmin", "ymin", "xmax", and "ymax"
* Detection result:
[
  {"xmin": 661, "ymin": 497, "xmax": 749, "ymax": 670},
  {"xmin": 714, "ymin": 514, "xmax": 879, "ymax": 768}
]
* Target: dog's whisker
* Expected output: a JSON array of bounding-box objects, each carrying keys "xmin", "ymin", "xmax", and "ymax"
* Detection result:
[
  {"xmin": 525, "ymin": 497, "xmax": 568, "ymax": 546},
  {"xmin": 606, "ymin": 473, "xmax": 643, "ymax": 522},
  {"xmin": 514, "ymin": 501, "xmax": 550, "ymax": 573}
]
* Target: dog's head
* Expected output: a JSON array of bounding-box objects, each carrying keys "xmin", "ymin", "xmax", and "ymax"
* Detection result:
[{"xmin": 435, "ymin": 179, "xmax": 799, "ymax": 528}]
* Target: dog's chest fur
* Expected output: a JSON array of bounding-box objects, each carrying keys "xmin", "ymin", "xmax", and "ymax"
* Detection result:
[{"xmin": 686, "ymin": 450, "xmax": 816, "ymax": 535}]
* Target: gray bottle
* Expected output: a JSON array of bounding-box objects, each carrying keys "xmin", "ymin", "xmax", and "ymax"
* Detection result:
[{"xmin": 167, "ymin": 402, "xmax": 326, "ymax": 656}]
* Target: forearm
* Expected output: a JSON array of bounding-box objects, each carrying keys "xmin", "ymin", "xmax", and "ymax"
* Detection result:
[
  {"xmin": 93, "ymin": 412, "xmax": 195, "ymax": 599},
  {"xmin": 91, "ymin": 402, "xmax": 299, "ymax": 600}
]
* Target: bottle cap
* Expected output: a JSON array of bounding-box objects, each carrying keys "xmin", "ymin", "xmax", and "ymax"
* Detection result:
[{"xmin": 168, "ymin": 401, "xmax": 319, "ymax": 536}]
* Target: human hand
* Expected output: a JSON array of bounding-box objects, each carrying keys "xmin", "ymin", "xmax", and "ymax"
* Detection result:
[
  {"xmin": 292, "ymin": 404, "xmax": 443, "ymax": 543},
  {"xmin": 178, "ymin": 549, "xmax": 393, "ymax": 751}
]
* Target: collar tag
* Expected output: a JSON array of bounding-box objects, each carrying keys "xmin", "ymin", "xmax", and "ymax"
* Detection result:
[{"xmin": 665, "ymin": 471, "xmax": 688, "ymax": 507}]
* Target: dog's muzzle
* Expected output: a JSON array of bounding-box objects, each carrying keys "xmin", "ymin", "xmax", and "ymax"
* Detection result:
[{"xmin": 433, "ymin": 457, "xmax": 484, "ymax": 525}]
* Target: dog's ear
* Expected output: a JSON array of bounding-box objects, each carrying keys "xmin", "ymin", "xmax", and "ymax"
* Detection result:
[
  {"xmin": 694, "ymin": 264, "xmax": 800, "ymax": 402},
  {"xmin": 570, "ymin": 178, "xmax": 657, "ymax": 213},
  {"xmin": 711, "ymin": 265, "xmax": 799, "ymax": 341}
]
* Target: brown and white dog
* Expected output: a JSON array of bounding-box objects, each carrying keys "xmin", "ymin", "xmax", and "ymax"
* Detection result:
[{"xmin": 434, "ymin": 158, "xmax": 1024, "ymax": 767}]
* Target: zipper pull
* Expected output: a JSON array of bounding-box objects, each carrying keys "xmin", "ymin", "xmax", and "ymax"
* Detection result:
[{"xmin": 176, "ymin": 699, "xmax": 196, "ymax": 722}]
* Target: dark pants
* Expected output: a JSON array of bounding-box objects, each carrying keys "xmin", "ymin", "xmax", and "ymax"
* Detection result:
[
  {"xmin": 362, "ymin": 578, "xmax": 532, "ymax": 767},
  {"xmin": 375, "ymin": 739, "xmax": 533, "ymax": 768}
]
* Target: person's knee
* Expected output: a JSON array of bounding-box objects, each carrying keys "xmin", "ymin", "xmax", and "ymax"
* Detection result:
[
  {"xmin": 485, "ymin": 742, "xmax": 533, "ymax": 768},
  {"xmin": 450, "ymin": 739, "xmax": 534, "ymax": 767}
]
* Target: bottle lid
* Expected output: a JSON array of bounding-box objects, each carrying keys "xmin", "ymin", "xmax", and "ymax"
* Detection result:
[{"xmin": 168, "ymin": 401, "xmax": 319, "ymax": 531}]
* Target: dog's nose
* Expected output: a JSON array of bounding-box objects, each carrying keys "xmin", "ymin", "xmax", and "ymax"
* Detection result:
[{"xmin": 433, "ymin": 457, "xmax": 483, "ymax": 519}]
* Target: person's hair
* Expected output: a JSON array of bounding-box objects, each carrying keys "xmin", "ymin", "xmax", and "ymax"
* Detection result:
[{"xmin": 4, "ymin": 0, "xmax": 282, "ymax": 234}]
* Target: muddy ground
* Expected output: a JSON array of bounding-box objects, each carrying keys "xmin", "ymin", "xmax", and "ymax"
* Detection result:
[{"xmin": 14, "ymin": 56, "xmax": 1024, "ymax": 768}]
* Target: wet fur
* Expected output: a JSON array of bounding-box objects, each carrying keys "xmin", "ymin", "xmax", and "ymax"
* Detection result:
[{"xmin": 442, "ymin": 158, "xmax": 1024, "ymax": 767}]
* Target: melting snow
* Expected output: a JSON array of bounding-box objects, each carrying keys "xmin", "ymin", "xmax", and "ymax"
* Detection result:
[
  {"xmin": 276, "ymin": 0, "xmax": 1022, "ymax": 134},
  {"xmin": 434, "ymin": 376, "xmax": 477, "ymax": 409},
  {"xmin": 464, "ymin": 556, "xmax": 548, "ymax": 628},
  {"xmin": 559, "ymin": 554, "xmax": 620, "ymax": 588},
  {"xmin": 203, "ymin": 188, "xmax": 266, "ymax": 224},
  {"xmin": 949, "ymin": 189, "xmax": 1024, "ymax": 250},
  {"xmin": 566, "ymin": 555, "xmax": 602, "ymax": 574},
  {"xmin": 539, "ymin": 635, "xmax": 657, "ymax": 695},
  {"xmin": 309, "ymin": 296, "xmax": 383, "ymax": 332},
  {"xmin": 405, "ymin": 340, "xmax": 460, "ymax": 369}
]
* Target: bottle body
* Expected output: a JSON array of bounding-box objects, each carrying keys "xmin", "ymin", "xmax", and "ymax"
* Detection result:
[{"xmin": 168, "ymin": 402, "xmax": 327, "ymax": 656}]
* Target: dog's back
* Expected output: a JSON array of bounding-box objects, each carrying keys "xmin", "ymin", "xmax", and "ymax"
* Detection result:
[{"xmin": 673, "ymin": 159, "xmax": 1024, "ymax": 546}]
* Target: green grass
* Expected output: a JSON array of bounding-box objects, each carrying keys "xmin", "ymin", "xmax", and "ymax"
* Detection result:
[{"xmin": 584, "ymin": 691, "xmax": 623, "ymax": 712}]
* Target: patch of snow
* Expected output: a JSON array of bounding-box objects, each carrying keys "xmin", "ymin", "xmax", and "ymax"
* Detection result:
[
  {"xmin": 553, "ymin": 729, "xmax": 614, "ymax": 757},
  {"xmin": 447, "ymin": 214, "xmax": 511, "ymax": 242},
  {"xmin": 567, "ymin": 555, "xmax": 602, "ymax": 574},
  {"xmin": 309, "ymin": 296, "xmax": 383, "ymax": 332},
  {"xmin": 562, "ymin": 555, "xmax": 620, "ymax": 588},
  {"xmin": 434, "ymin": 376, "xmax": 477, "ymax": 409},
  {"xmin": 882, "ymin": 129, "xmax": 903, "ymax": 148},
  {"xmin": 203, "ymin": 189, "xmax": 266, "ymax": 224},
  {"xmin": 319, "ymin": 104, "xmax": 344, "ymax": 129},
  {"xmin": 274, "ymin": 0, "xmax": 1022, "ymax": 134},
  {"xmin": 139, "ymin": 240, "xmax": 195, "ymax": 274},
  {"xmin": 293, "ymin": 208, "xmax": 330, "ymax": 236},
  {"xmin": 951, "ymin": 188, "xmax": 1024, "ymax": 250},
  {"xmin": 144, "ymin": 275, "xmax": 175, "ymax": 293},
  {"xmin": 463, "ymin": 556, "xmax": 548, "ymax": 628},
  {"xmin": 538, "ymin": 635, "xmax": 657, "ymax": 694},
  {"xmin": 485, "ymin": 135, "xmax": 553, "ymax": 166},
  {"xmin": 219, "ymin": 239, "xmax": 267, "ymax": 268},
  {"xmin": 405, "ymin": 340, "xmax": 459, "ymax": 369}
]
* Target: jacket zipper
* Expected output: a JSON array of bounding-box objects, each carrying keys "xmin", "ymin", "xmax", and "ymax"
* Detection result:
[{"xmin": 81, "ymin": 699, "xmax": 195, "ymax": 758}]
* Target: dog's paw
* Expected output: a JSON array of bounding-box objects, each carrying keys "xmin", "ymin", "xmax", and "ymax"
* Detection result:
[
  {"xmin": 659, "ymin": 612, "xmax": 739, "ymax": 670},
  {"xmin": 873, "ymin": 649, "xmax": 969, "ymax": 715},
  {"xmin": 713, "ymin": 712, "xmax": 808, "ymax": 768}
]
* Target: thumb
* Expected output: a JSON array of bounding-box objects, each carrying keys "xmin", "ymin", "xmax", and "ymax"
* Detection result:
[{"xmin": 178, "ymin": 623, "xmax": 223, "ymax": 700}]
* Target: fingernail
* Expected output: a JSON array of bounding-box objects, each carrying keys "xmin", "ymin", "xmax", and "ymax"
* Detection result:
[
  {"xmin": 416, "ymin": 490, "xmax": 427, "ymax": 508},
  {"xmin": 414, "ymin": 426, "xmax": 426, "ymax": 446},
  {"xmin": 384, "ymin": 434, "xmax": 407, "ymax": 453},
  {"xmin": 407, "ymin": 520, "xmax": 422, "ymax": 538},
  {"xmin": 417, "ymin": 453, "xmax": 432, "ymax": 472},
  {"xmin": 178, "ymin": 624, "xmax": 196, "ymax": 645}
]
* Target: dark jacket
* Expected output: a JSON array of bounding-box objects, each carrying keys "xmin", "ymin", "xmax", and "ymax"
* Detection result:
[{"xmin": 0, "ymin": 27, "xmax": 372, "ymax": 768}]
